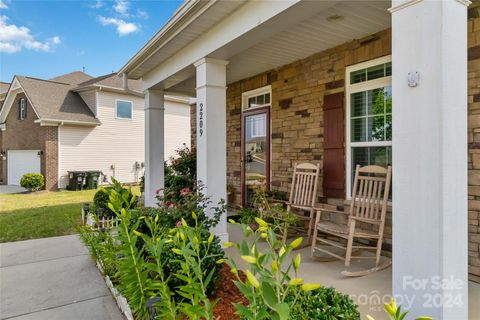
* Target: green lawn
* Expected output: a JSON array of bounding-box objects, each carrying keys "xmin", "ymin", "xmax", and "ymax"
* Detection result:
[{"xmin": 0, "ymin": 187, "xmax": 140, "ymax": 243}]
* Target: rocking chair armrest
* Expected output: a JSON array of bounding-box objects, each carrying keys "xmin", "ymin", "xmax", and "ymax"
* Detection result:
[
  {"xmin": 349, "ymin": 216, "xmax": 381, "ymax": 225},
  {"xmin": 314, "ymin": 208, "xmax": 348, "ymax": 215},
  {"xmin": 272, "ymin": 199, "xmax": 289, "ymax": 205}
]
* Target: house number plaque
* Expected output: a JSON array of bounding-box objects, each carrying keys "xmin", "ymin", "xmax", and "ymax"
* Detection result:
[{"xmin": 199, "ymin": 103, "xmax": 204, "ymax": 136}]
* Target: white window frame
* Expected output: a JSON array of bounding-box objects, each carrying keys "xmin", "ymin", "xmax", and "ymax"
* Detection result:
[
  {"xmin": 241, "ymin": 85, "xmax": 271, "ymax": 111},
  {"xmin": 19, "ymin": 98, "xmax": 26, "ymax": 120},
  {"xmin": 115, "ymin": 99, "xmax": 133, "ymax": 120},
  {"xmin": 345, "ymin": 55, "xmax": 392, "ymax": 199}
]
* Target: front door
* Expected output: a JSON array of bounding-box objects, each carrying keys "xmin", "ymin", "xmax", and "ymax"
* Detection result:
[{"xmin": 242, "ymin": 108, "xmax": 270, "ymax": 206}]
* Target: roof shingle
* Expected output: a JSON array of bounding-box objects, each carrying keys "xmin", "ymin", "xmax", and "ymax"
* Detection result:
[{"xmin": 16, "ymin": 76, "xmax": 100, "ymax": 124}]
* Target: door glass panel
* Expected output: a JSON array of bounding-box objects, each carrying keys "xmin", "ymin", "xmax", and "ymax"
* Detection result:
[{"xmin": 244, "ymin": 112, "xmax": 267, "ymax": 206}]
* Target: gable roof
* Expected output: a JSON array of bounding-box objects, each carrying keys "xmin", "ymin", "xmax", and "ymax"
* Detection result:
[
  {"xmin": 0, "ymin": 82, "xmax": 10, "ymax": 94},
  {"xmin": 75, "ymin": 73, "xmax": 143, "ymax": 93},
  {"xmin": 49, "ymin": 71, "xmax": 93, "ymax": 85},
  {"xmin": 0, "ymin": 76, "xmax": 100, "ymax": 125}
]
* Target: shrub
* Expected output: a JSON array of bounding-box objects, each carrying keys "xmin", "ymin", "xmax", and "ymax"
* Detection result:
[
  {"xmin": 20, "ymin": 173, "xmax": 44, "ymax": 191},
  {"xmin": 287, "ymin": 287, "xmax": 360, "ymax": 320},
  {"xmin": 92, "ymin": 178, "xmax": 137, "ymax": 217},
  {"xmin": 237, "ymin": 207, "xmax": 259, "ymax": 225},
  {"xmin": 164, "ymin": 145, "xmax": 196, "ymax": 203}
]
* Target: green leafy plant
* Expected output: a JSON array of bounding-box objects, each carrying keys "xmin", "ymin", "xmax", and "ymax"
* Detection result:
[
  {"xmin": 253, "ymin": 187, "xmax": 298, "ymax": 243},
  {"xmin": 367, "ymin": 299, "xmax": 432, "ymax": 320},
  {"xmin": 107, "ymin": 188, "xmax": 150, "ymax": 319},
  {"xmin": 167, "ymin": 214, "xmax": 224, "ymax": 319},
  {"xmin": 93, "ymin": 178, "xmax": 137, "ymax": 217},
  {"xmin": 20, "ymin": 172, "xmax": 44, "ymax": 191},
  {"xmin": 164, "ymin": 144, "xmax": 196, "ymax": 203},
  {"xmin": 237, "ymin": 207, "xmax": 260, "ymax": 225},
  {"xmin": 287, "ymin": 287, "xmax": 359, "ymax": 320},
  {"xmin": 226, "ymin": 217, "xmax": 320, "ymax": 320},
  {"xmin": 78, "ymin": 226, "xmax": 119, "ymax": 279}
]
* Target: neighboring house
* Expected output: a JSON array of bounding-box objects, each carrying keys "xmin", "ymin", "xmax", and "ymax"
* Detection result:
[
  {"xmin": 119, "ymin": 1, "xmax": 479, "ymax": 318},
  {"xmin": 0, "ymin": 71, "xmax": 190, "ymax": 190}
]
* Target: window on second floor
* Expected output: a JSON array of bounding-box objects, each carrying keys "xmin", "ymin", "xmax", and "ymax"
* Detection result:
[
  {"xmin": 18, "ymin": 98, "xmax": 26, "ymax": 120},
  {"xmin": 115, "ymin": 100, "xmax": 132, "ymax": 119}
]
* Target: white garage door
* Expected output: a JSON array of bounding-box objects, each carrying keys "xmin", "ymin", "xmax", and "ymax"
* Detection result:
[{"xmin": 7, "ymin": 150, "xmax": 41, "ymax": 185}]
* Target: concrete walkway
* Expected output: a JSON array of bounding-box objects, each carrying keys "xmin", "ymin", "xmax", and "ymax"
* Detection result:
[
  {"xmin": 0, "ymin": 185, "xmax": 26, "ymax": 194},
  {"xmin": 0, "ymin": 235, "xmax": 123, "ymax": 320}
]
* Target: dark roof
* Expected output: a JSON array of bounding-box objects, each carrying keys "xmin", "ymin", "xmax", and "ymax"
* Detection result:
[
  {"xmin": 49, "ymin": 71, "xmax": 93, "ymax": 85},
  {"xmin": 76, "ymin": 73, "xmax": 143, "ymax": 92},
  {"xmin": 16, "ymin": 76, "xmax": 100, "ymax": 124},
  {"xmin": 0, "ymin": 82, "xmax": 10, "ymax": 94}
]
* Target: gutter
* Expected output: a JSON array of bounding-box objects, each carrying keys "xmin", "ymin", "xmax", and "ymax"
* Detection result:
[
  {"xmin": 75, "ymin": 85, "xmax": 144, "ymax": 98},
  {"xmin": 34, "ymin": 119, "xmax": 101, "ymax": 126}
]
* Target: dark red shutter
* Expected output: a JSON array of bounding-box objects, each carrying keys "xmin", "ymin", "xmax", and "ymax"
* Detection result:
[{"xmin": 323, "ymin": 92, "xmax": 345, "ymax": 198}]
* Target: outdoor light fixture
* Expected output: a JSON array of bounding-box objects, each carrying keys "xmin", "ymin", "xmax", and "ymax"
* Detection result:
[{"xmin": 407, "ymin": 72, "xmax": 420, "ymax": 87}]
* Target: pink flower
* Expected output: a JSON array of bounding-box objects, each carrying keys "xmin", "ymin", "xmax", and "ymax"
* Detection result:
[
  {"xmin": 168, "ymin": 202, "xmax": 175, "ymax": 208},
  {"xmin": 180, "ymin": 187, "xmax": 191, "ymax": 196},
  {"xmin": 159, "ymin": 201, "xmax": 164, "ymax": 206},
  {"xmin": 176, "ymin": 220, "xmax": 182, "ymax": 228}
]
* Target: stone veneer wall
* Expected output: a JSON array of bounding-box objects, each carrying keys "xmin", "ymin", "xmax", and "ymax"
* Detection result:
[
  {"xmin": 189, "ymin": 23, "xmax": 480, "ymax": 276},
  {"xmin": 226, "ymin": 28, "xmax": 392, "ymax": 227},
  {"xmin": 467, "ymin": 18, "xmax": 480, "ymax": 276}
]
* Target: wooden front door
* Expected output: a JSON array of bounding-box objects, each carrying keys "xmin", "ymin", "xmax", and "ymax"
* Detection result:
[{"xmin": 241, "ymin": 107, "xmax": 270, "ymax": 206}]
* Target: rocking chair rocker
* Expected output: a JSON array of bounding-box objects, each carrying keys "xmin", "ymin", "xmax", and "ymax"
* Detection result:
[{"xmin": 311, "ymin": 165, "xmax": 392, "ymax": 277}]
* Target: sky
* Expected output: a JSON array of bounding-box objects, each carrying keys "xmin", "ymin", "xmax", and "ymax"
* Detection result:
[{"xmin": 0, "ymin": 0, "xmax": 183, "ymax": 83}]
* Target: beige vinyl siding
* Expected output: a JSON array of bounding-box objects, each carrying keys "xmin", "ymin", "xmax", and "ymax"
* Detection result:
[
  {"xmin": 78, "ymin": 90, "xmax": 97, "ymax": 116},
  {"xmin": 58, "ymin": 91, "xmax": 144, "ymax": 188},
  {"xmin": 58, "ymin": 91, "xmax": 191, "ymax": 188},
  {"xmin": 164, "ymin": 98, "xmax": 191, "ymax": 161}
]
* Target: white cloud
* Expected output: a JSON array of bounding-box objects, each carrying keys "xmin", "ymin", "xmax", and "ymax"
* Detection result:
[
  {"xmin": 0, "ymin": 0, "xmax": 8, "ymax": 9},
  {"xmin": 0, "ymin": 42, "xmax": 19, "ymax": 53},
  {"xmin": 113, "ymin": 0, "xmax": 129, "ymax": 15},
  {"xmin": 98, "ymin": 16, "xmax": 138, "ymax": 36},
  {"xmin": 0, "ymin": 15, "xmax": 60, "ymax": 53},
  {"xmin": 91, "ymin": 0, "xmax": 103, "ymax": 9},
  {"xmin": 136, "ymin": 9, "xmax": 148, "ymax": 19}
]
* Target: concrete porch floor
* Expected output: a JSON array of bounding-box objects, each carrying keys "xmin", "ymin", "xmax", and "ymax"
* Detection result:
[{"xmin": 226, "ymin": 224, "xmax": 480, "ymax": 319}]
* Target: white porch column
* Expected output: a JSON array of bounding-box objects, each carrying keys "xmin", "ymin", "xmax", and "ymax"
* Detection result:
[
  {"xmin": 194, "ymin": 58, "xmax": 229, "ymax": 242},
  {"xmin": 391, "ymin": 0, "xmax": 469, "ymax": 318},
  {"xmin": 144, "ymin": 89, "xmax": 165, "ymax": 207}
]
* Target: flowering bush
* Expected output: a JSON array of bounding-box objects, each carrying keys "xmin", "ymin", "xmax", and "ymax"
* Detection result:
[{"xmin": 164, "ymin": 144, "xmax": 196, "ymax": 203}]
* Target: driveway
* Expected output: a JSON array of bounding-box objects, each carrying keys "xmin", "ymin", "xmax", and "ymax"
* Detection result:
[
  {"xmin": 0, "ymin": 185, "xmax": 26, "ymax": 194},
  {"xmin": 0, "ymin": 235, "xmax": 123, "ymax": 320}
]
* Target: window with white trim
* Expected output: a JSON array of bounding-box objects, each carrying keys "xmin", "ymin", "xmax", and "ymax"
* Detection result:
[
  {"xmin": 18, "ymin": 98, "xmax": 26, "ymax": 120},
  {"xmin": 115, "ymin": 100, "xmax": 132, "ymax": 119},
  {"xmin": 346, "ymin": 56, "xmax": 392, "ymax": 197},
  {"xmin": 242, "ymin": 86, "xmax": 271, "ymax": 111}
]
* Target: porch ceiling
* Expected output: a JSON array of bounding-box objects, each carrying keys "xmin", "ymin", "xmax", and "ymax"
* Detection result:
[{"xmin": 166, "ymin": 0, "xmax": 391, "ymax": 95}]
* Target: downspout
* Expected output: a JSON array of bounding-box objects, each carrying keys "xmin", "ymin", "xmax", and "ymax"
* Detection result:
[{"xmin": 122, "ymin": 73, "xmax": 129, "ymax": 91}]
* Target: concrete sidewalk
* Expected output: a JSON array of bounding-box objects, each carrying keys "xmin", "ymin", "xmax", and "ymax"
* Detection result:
[{"xmin": 0, "ymin": 235, "xmax": 123, "ymax": 320}]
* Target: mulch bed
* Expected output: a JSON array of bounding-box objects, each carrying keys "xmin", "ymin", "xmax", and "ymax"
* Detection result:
[{"xmin": 212, "ymin": 264, "xmax": 248, "ymax": 320}]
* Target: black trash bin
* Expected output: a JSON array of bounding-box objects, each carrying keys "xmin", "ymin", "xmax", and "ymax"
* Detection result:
[
  {"xmin": 67, "ymin": 171, "xmax": 86, "ymax": 191},
  {"xmin": 85, "ymin": 171, "xmax": 102, "ymax": 190}
]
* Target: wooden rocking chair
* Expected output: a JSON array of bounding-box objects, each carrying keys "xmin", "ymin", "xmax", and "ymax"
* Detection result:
[
  {"xmin": 281, "ymin": 162, "xmax": 321, "ymax": 243},
  {"xmin": 311, "ymin": 165, "xmax": 392, "ymax": 277}
]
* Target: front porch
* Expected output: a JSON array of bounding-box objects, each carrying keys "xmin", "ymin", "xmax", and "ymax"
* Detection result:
[
  {"xmin": 120, "ymin": 0, "xmax": 475, "ymax": 317},
  {"xmin": 226, "ymin": 223, "xmax": 480, "ymax": 319}
]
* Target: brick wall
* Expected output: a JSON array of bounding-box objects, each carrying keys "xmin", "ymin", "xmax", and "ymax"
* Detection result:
[
  {"xmin": 467, "ymin": 18, "xmax": 480, "ymax": 276},
  {"xmin": 0, "ymin": 93, "xmax": 58, "ymax": 190}
]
